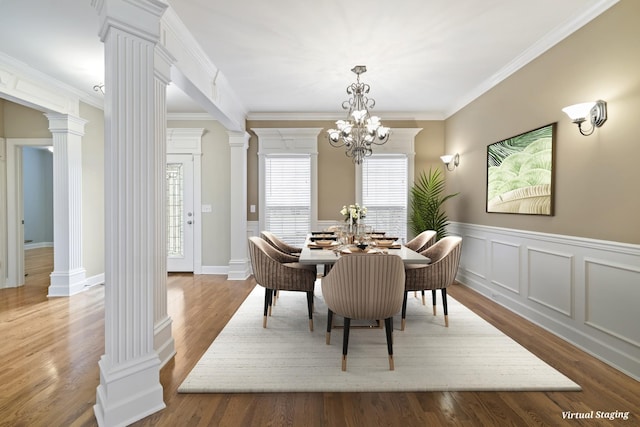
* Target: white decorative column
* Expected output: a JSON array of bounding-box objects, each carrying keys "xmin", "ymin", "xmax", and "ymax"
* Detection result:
[
  {"xmin": 46, "ymin": 114, "xmax": 87, "ymax": 297},
  {"xmin": 93, "ymin": 0, "xmax": 167, "ymax": 425},
  {"xmin": 153, "ymin": 44, "xmax": 176, "ymax": 368},
  {"xmin": 227, "ymin": 131, "xmax": 251, "ymax": 280}
]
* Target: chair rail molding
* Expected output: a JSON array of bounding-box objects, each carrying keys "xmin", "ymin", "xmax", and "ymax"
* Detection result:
[{"xmin": 449, "ymin": 222, "xmax": 640, "ymax": 381}]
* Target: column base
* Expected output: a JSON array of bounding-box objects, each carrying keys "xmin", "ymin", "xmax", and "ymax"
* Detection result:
[
  {"xmin": 154, "ymin": 315, "xmax": 176, "ymax": 368},
  {"xmin": 227, "ymin": 258, "xmax": 251, "ymax": 280},
  {"xmin": 94, "ymin": 353, "xmax": 165, "ymax": 427},
  {"xmin": 48, "ymin": 268, "xmax": 87, "ymax": 297}
]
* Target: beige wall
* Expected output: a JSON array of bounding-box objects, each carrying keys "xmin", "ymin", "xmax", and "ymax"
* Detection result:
[
  {"xmin": 3, "ymin": 101, "xmax": 50, "ymax": 138},
  {"xmin": 79, "ymin": 102, "xmax": 105, "ymax": 278},
  {"xmin": 444, "ymin": 0, "xmax": 640, "ymax": 244},
  {"xmin": 246, "ymin": 119, "xmax": 445, "ymax": 223},
  {"xmin": 167, "ymin": 119, "xmax": 231, "ymax": 266}
]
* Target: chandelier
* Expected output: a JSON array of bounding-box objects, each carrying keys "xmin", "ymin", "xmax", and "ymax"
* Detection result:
[{"xmin": 327, "ymin": 66, "xmax": 390, "ymax": 164}]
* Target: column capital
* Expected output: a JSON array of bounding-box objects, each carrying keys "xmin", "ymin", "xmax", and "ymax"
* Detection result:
[
  {"xmin": 227, "ymin": 131, "xmax": 250, "ymax": 149},
  {"xmin": 45, "ymin": 113, "xmax": 88, "ymax": 136},
  {"xmin": 94, "ymin": 0, "xmax": 169, "ymax": 43}
]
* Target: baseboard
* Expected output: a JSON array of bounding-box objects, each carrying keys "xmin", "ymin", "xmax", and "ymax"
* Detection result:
[
  {"xmin": 201, "ymin": 266, "xmax": 229, "ymax": 275},
  {"xmin": 25, "ymin": 241, "xmax": 54, "ymax": 250},
  {"xmin": 84, "ymin": 273, "xmax": 105, "ymax": 288}
]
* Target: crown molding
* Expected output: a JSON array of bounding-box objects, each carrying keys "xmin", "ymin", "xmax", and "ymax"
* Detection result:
[
  {"xmin": 246, "ymin": 111, "xmax": 445, "ymax": 122},
  {"xmin": 0, "ymin": 52, "xmax": 85, "ymax": 115},
  {"xmin": 445, "ymin": 0, "xmax": 620, "ymax": 118}
]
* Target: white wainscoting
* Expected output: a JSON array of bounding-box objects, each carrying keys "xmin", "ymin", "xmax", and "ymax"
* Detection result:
[{"xmin": 449, "ymin": 222, "xmax": 640, "ymax": 381}]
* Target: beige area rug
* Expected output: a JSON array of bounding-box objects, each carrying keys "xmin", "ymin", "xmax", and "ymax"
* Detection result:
[{"xmin": 179, "ymin": 284, "xmax": 581, "ymax": 393}]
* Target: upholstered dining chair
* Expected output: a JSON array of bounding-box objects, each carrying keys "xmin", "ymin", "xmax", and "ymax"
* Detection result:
[
  {"xmin": 404, "ymin": 230, "xmax": 437, "ymax": 253},
  {"xmin": 405, "ymin": 230, "xmax": 437, "ymax": 302},
  {"xmin": 248, "ymin": 236, "xmax": 317, "ymax": 331},
  {"xmin": 321, "ymin": 254, "xmax": 405, "ymax": 371},
  {"xmin": 260, "ymin": 231, "xmax": 303, "ymax": 257},
  {"xmin": 401, "ymin": 236, "xmax": 462, "ymax": 330}
]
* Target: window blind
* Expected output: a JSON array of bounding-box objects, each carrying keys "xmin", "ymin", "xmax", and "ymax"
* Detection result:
[
  {"xmin": 264, "ymin": 156, "xmax": 311, "ymax": 247},
  {"xmin": 362, "ymin": 155, "xmax": 408, "ymax": 240}
]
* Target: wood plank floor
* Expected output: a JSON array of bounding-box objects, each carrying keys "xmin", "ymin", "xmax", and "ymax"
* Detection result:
[{"xmin": 0, "ymin": 247, "xmax": 637, "ymax": 426}]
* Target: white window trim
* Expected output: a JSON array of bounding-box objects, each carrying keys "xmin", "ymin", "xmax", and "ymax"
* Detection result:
[
  {"xmin": 253, "ymin": 128, "xmax": 322, "ymax": 237},
  {"xmin": 356, "ymin": 128, "xmax": 422, "ymax": 239}
]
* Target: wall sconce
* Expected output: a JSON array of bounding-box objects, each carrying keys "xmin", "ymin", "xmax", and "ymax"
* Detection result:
[
  {"xmin": 440, "ymin": 153, "xmax": 459, "ymax": 171},
  {"xmin": 562, "ymin": 100, "xmax": 607, "ymax": 136}
]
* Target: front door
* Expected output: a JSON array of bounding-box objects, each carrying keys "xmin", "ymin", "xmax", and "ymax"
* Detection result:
[{"xmin": 166, "ymin": 154, "xmax": 194, "ymax": 272}]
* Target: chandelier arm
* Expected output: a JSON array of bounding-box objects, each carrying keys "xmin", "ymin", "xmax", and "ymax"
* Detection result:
[
  {"xmin": 328, "ymin": 138, "xmax": 347, "ymax": 148},
  {"xmin": 370, "ymin": 137, "xmax": 390, "ymax": 146}
]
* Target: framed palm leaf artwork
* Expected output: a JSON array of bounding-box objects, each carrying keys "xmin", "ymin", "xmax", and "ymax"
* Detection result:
[{"xmin": 486, "ymin": 123, "xmax": 556, "ymax": 215}]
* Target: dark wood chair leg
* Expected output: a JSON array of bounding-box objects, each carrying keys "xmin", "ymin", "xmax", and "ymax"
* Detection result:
[
  {"xmin": 442, "ymin": 288, "xmax": 449, "ymax": 327},
  {"xmin": 306, "ymin": 291, "xmax": 314, "ymax": 332},
  {"xmin": 342, "ymin": 317, "xmax": 351, "ymax": 371},
  {"xmin": 263, "ymin": 288, "xmax": 272, "ymax": 328},
  {"xmin": 421, "ymin": 289, "xmax": 426, "ymax": 305},
  {"xmin": 401, "ymin": 291, "xmax": 408, "ymax": 331},
  {"xmin": 385, "ymin": 317, "xmax": 395, "ymax": 370},
  {"xmin": 324, "ymin": 264, "xmax": 332, "ymax": 276},
  {"xmin": 432, "ymin": 289, "xmax": 437, "ymax": 315},
  {"xmin": 326, "ymin": 309, "xmax": 333, "ymax": 344}
]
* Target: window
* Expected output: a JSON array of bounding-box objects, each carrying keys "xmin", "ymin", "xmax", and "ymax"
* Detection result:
[
  {"xmin": 254, "ymin": 127, "xmax": 321, "ymax": 248},
  {"xmin": 361, "ymin": 155, "xmax": 408, "ymax": 240},
  {"xmin": 264, "ymin": 155, "xmax": 311, "ymax": 247}
]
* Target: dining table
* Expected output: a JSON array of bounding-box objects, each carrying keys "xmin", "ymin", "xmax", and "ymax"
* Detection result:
[{"xmin": 298, "ymin": 233, "xmax": 431, "ymax": 266}]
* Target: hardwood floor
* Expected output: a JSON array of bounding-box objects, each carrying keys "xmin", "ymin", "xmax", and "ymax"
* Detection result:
[{"xmin": 1, "ymin": 247, "xmax": 637, "ymax": 426}]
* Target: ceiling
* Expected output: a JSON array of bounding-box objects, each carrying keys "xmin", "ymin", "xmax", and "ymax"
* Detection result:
[{"xmin": 0, "ymin": 0, "xmax": 617, "ymax": 120}]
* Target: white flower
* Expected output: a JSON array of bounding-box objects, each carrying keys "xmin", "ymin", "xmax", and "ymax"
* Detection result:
[{"xmin": 341, "ymin": 203, "xmax": 367, "ymax": 222}]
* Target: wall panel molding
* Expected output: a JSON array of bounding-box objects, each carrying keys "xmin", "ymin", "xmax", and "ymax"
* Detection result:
[
  {"xmin": 584, "ymin": 257, "xmax": 640, "ymax": 348},
  {"xmin": 459, "ymin": 234, "xmax": 487, "ymax": 280},
  {"xmin": 490, "ymin": 240, "xmax": 520, "ymax": 294},
  {"xmin": 526, "ymin": 247, "xmax": 574, "ymax": 317},
  {"xmin": 450, "ymin": 222, "xmax": 640, "ymax": 381}
]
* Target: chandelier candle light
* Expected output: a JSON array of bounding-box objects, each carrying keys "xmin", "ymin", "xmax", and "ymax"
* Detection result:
[{"xmin": 328, "ymin": 66, "xmax": 390, "ymax": 164}]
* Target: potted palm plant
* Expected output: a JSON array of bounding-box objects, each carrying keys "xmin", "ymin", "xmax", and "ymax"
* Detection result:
[{"xmin": 409, "ymin": 167, "xmax": 459, "ymax": 241}]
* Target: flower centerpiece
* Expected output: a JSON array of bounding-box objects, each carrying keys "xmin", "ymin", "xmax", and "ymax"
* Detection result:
[{"xmin": 340, "ymin": 203, "xmax": 367, "ymax": 226}]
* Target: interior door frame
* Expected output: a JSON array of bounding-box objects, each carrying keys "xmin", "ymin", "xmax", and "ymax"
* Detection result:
[
  {"xmin": 4, "ymin": 138, "xmax": 53, "ymax": 288},
  {"xmin": 167, "ymin": 128, "xmax": 203, "ymax": 274}
]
